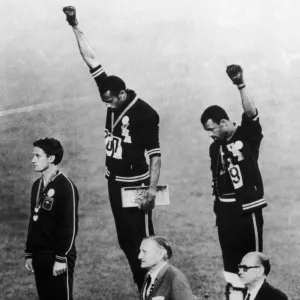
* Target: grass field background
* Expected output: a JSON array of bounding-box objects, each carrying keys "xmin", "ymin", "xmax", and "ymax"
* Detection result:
[{"xmin": 1, "ymin": 1, "xmax": 300, "ymax": 299}]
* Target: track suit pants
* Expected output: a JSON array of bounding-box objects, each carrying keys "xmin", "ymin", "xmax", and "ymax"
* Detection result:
[
  {"xmin": 108, "ymin": 178, "xmax": 154, "ymax": 291},
  {"xmin": 33, "ymin": 252, "xmax": 76, "ymax": 300},
  {"xmin": 216, "ymin": 201, "xmax": 264, "ymax": 274}
]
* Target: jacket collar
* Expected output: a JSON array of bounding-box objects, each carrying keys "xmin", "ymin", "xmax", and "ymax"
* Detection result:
[
  {"xmin": 254, "ymin": 280, "xmax": 269, "ymax": 300},
  {"xmin": 145, "ymin": 263, "xmax": 170, "ymax": 300}
]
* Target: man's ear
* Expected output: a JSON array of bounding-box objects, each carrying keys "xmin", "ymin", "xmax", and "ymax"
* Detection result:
[
  {"xmin": 258, "ymin": 266, "xmax": 265, "ymax": 278},
  {"xmin": 118, "ymin": 90, "xmax": 127, "ymax": 98},
  {"xmin": 219, "ymin": 119, "xmax": 228, "ymax": 127},
  {"xmin": 48, "ymin": 155, "xmax": 55, "ymax": 164},
  {"xmin": 159, "ymin": 248, "xmax": 167, "ymax": 261}
]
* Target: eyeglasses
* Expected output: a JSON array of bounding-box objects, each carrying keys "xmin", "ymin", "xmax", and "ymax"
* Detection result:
[{"xmin": 238, "ymin": 265, "xmax": 261, "ymax": 272}]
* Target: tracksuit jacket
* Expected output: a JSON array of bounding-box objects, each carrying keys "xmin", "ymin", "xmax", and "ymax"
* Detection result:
[
  {"xmin": 25, "ymin": 172, "xmax": 79, "ymax": 263},
  {"xmin": 210, "ymin": 111, "xmax": 267, "ymax": 215}
]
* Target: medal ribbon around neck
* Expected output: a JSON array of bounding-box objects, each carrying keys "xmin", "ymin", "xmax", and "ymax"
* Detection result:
[
  {"xmin": 33, "ymin": 179, "xmax": 43, "ymax": 220},
  {"xmin": 110, "ymin": 95, "xmax": 138, "ymax": 134},
  {"xmin": 33, "ymin": 171, "xmax": 59, "ymax": 220}
]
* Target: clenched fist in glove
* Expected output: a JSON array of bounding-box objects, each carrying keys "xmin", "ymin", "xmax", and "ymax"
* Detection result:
[
  {"xmin": 226, "ymin": 64, "xmax": 245, "ymax": 88},
  {"xmin": 63, "ymin": 6, "xmax": 78, "ymax": 27}
]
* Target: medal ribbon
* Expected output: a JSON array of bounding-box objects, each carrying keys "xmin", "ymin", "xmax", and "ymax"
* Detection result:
[
  {"xmin": 110, "ymin": 95, "xmax": 138, "ymax": 134},
  {"xmin": 35, "ymin": 171, "xmax": 59, "ymax": 209},
  {"xmin": 35, "ymin": 178, "xmax": 43, "ymax": 209}
]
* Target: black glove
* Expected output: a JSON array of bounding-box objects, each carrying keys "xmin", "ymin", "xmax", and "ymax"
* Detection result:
[
  {"xmin": 226, "ymin": 64, "xmax": 244, "ymax": 85},
  {"xmin": 141, "ymin": 198, "xmax": 155, "ymax": 212},
  {"xmin": 63, "ymin": 6, "xmax": 78, "ymax": 26}
]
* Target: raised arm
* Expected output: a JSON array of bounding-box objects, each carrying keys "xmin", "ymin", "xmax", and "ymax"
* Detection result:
[
  {"xmin": 226, "ymin": 64, "xmax": 257, "ymax": 118},
  {"xmin": 63, "ymin": 6, "xmax": 100, "ymax": 69}
]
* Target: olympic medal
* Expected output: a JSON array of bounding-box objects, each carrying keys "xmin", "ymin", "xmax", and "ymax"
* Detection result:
[{"xmin": 235, "ymin": 140, "xmax": 243, "ymax": 150}]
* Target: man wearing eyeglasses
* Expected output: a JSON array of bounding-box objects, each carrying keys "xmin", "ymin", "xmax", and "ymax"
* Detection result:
[{"xmin": 238, "ymin": 252, "xmax": 288, "ymax": 300}]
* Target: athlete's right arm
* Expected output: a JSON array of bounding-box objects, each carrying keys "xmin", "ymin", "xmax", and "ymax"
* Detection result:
[{"xmin": 63, "ymin": 6, "xmax": 100, "ymax": 70}]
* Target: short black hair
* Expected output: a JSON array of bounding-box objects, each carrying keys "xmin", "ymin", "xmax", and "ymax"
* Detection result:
[
  {"xmin": 99, "ymin": 75, "xmax": 126, "ymax": 96},
  {"xmin": 200, "ymin": 105, "xmax": 229, "ymax": 125},
  {"xmin": 33, "ymin": 138, "xmax": 64, "ymax": 165},
  {"xmin": 256, "ymin": 253, "xmax": 271, "ymax": 276},
  {"xmin": 145, "ymin": 236, "xmax": 173, "ymax": 260}
]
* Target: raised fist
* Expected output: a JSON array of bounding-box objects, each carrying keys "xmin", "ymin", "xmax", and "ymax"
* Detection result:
[
  {"xmin": 63, "ymin": 6, "xmax": 78, "ymax": 27},
  {"xmin": 226, "ymin": 64, "xmax": 244, "ymax": 85}
]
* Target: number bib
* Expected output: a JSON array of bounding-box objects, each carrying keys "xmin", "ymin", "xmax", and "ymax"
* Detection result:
[
  {"xmin": 228, "ymin": 164, "xmax": 243, "ymax": 189},
  {"xmin": 105, "ymin": 130, "xmax": 122, "ymax": 159}
]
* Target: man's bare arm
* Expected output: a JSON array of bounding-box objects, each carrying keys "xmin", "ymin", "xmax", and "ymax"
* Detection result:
[
  {"xmin": 148, "ymin": 155, "xmax": 161, "ymax": 195},
  {"xmin": 238, "ymin": 86, "xmax": 256, "ymax": 118},
  {"xmin": 63, "ymin": 6, "xmax": 100, "ymax": 69},
  {"xmin": 141, "ymin": 156, "xmax": 161, "ymax": 212},
  {"xmin": 71, "ymin": 26, "xmax": 100, "ymax": 69}
]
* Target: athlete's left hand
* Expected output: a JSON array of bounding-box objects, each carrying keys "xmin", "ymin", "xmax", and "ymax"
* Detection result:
[
  {"xmin": 53, "ymin": 261, "xmax": 67, "ymax": 276},
  {"xmin": 140, "ymin": 189, "xmax": 156, "ymax": 212}
]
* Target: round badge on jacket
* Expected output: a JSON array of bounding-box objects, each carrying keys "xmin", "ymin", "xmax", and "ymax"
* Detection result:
[
  {"xmin": 47, "ymin": 189, "xmax": 55, "ymax": 197},
  {"xmin": 235, "ymin": 140, "xmax": 243, "ymax": 150}
]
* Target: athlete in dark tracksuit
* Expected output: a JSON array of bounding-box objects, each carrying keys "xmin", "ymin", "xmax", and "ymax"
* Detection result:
[
  {"xmin": 25, "ymin": 138, "xmax": 79, "ymax": 300},
  {"xmin": 201, "ymin": 65, "xmax": 267, "ymax": 294},
  {"xmin": 92, "ymin": 64, "xmax": 161, "ymax": 289},
  {"xmin": 210, "ymin": 111, "xmax": 267, "ymax": 273},
  {"xmin": 101, "ymin": 84, "xmax": 161, "ymax": 290},
  {"xmin": 63, "ymin": 6, "xmax": 161, "ymax": 291}
]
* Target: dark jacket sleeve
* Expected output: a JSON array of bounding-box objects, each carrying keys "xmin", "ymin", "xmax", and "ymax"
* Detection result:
[
  {"xmin": 25, "ymin": 180, "xmax": 39, "ymax": 259},
  {"xmin": 90, "ymin": 65, "xmax": 108, "ymax": 95},
  {"xmin": 209, "ymin": 143, "xmax": 219, "ymax": 225},
  {"xmin": 209, "ymin": 142, "xmax": 219, "ymax": 197},
  {"xmin": 240, "ymin": 110, "xmax": 263, "ymax": 160},
  {"xmin": 54, "ymin": 177, "xmax": 78, "ymax": 263},
  {"xmin": 140, "ymin": 110, "xmax": 161, "ymax": 158}
]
